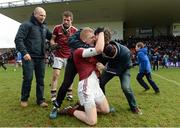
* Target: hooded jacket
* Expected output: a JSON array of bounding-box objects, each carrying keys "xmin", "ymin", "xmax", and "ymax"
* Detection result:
[{"xmin": 137, "ymin": 47, "xmax": 151, "ymax": 73}]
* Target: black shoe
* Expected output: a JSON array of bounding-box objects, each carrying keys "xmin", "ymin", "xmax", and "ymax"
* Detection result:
[
  {"xmin": 155, "ymin": 90, "xmax": 160, "ymax": 94},
  {"xmin": 71, "ymin": 101, "xmax": 85, "ymax": 111},
  {"xmin": 53, "ymin": 100, "xmax": 60, "ymax": 108},
  {"xmin": 144, "ymin": 87, "xmax": 150, "ymax": 91},
  {"xmin": 71, "ymin": 102, "xmax": 80, "ymax": 109},
  {"xmin": 59, "ymin": 106, "xmax": 73, "ymax": 115}
]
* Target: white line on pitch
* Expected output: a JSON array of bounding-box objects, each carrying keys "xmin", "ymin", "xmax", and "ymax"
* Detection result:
[{"xmin": 152, "ymin": 73, "xmax": 180, "ymax": 86}]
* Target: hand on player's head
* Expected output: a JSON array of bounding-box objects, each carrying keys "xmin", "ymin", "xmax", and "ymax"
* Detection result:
[
  {"xmin": 94, "ymin": 27, "xmax": 104, "ymax": 35},
  {"xmin": 95, "ymin": 27, "xmax": 111, "ymax": 45}
]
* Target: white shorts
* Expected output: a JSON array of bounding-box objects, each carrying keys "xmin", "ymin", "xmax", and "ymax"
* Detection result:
[
  {"xmin": 78, "ymin": 71, "xmax": 105, "ymax": 108},
  {"xmin": 52, "ymin": 57, "xmax": 68, "ymax": 69},
  {"xmin": 16, "ymin": 60, "xmax": 22, "ymax": 63}
]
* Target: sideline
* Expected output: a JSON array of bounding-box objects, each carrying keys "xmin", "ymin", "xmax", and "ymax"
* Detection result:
[{"xmin": 152, "ymin": 73, "xmax": 180, "ymax": 86}]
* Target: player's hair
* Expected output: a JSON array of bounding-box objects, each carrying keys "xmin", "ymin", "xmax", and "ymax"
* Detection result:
[
  {"xmin": 104, "ymin": 28, "xmax": 112, "ymax": 45},
  {"xmin": 136, "ymin": 42, "xmax": 145, "ymax": 49},
  {"xmin": 80, "ymin": 27, "xmax": 94, "ymax": 41},
  {"xmin": 103, "ymin": 44, "xmax": 117, "ymax": 58},
  {"xmin": 62, "ymin": 10, "xmax": 73, "ymax": 20}
]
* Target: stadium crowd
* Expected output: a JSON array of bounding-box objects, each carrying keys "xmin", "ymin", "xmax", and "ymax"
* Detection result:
[
  {"xmin": 116, "ymin": 35, "xmax": 180, "ymax": 68},
  {"xmin": 1, "ymin": 35, "xmax": 180, "ymax": 70}
]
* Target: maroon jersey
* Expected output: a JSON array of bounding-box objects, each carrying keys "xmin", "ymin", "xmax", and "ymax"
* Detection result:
[
  {"xmin": 73, "ymin": 48, "xmax": 100, "ymax": 80},
  {"xmin": 53, "ymin": 24, "xmax": 77, "ymax": 58}
]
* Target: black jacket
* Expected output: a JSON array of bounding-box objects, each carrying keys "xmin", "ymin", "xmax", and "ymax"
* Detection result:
[
  {"xmin": 105, "ymin": 41, "xmax": 132, "ymax": 74},
  {"xmin": 15, "ymin": 15, "xmax": 52, "ymax": 58},
  {"xmin": 68, "ymin": 30, "xmax": 90, "ymax": 52}
]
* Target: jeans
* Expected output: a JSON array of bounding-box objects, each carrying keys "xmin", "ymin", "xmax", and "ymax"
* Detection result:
[
  {"xmin": 136, "ymin": 72, "xmax": 159, "ymax": 92},
  {"xmin": 100, "ymin": 69, "xmax": 137, "ymax": 111},
  {"xmin": 21, "ymin": 58, "xmax": 45, "ymax": 104}
]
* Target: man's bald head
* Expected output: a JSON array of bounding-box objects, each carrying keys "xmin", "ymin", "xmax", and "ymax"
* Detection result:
[{"xmin": 33, "ymin": 7, "xmax": 46, "ymax": 24}]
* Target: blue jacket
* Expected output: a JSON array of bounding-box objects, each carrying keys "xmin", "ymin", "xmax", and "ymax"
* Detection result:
[{"xmin": 137, "ymin": 47, "xmax": 151, "ymax": 73}]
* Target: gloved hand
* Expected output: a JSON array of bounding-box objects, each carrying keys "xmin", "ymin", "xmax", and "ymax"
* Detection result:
[
  {"xmin": 51, "ymin": 43, "xmax": 61, "ymax": 50},
  {"xmin": 94, "ymin": 27, "xmax": 104, "ymax": 35}
]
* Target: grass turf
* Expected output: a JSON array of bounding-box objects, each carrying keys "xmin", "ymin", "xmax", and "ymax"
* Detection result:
[{"xmin": 0, "ymin": 65, "xmax": 179, "ymax": 127}]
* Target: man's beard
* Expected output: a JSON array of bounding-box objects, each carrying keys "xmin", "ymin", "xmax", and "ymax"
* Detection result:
[{"xmin": 63, "ymin": 23, "xmax": 70, "ymax": 29}]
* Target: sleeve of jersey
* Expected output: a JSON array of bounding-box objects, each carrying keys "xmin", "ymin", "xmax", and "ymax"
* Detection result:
[
  {"xmin": 52, "ymin": 26, "xmax": 58, "ymax": 35},
  {"xmin": 82, "ymin": 48, "xmax": 98, "ymax": 58}
]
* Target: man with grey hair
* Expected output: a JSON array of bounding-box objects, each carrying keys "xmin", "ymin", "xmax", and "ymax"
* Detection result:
[{"xmin": 15, "ymin": 7, "xmax": 52, "ymax": 107}]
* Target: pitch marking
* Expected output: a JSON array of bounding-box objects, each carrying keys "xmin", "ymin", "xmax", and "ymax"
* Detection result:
[{"xmin": 152, "ymin": 73, "xmax": 180, "ymax": 86}]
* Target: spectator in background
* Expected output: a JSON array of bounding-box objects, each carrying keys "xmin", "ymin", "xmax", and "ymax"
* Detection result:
[
  {"xmin": 14, "ymin": 51, "xmax": 22, "ymax": 71},
  {"xmin": 15, "ymin": 7, "xmax": 52, "ymax": 107},
  {"xmin": 0, "ymin": 54, "xmax": 7, "ymax": 71},
  {"xmin": 162, "ymin": 53, "xmax": 169, "ymax": 68},
  {"xmin": 135, "ymin": 42, "xmax": 160, "ymax": 93},
  {"xmin": 172, "ymin": 53, "xmax": 178, "ymax": 67},
  {"xmin": 152, "ymin": 51, "xmax": 160, "ymax": 71}
]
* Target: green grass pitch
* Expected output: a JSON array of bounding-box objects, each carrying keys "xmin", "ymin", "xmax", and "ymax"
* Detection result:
[{"xmin": 0, "ymin": 65, "xmax": 179, "ymax": 127}]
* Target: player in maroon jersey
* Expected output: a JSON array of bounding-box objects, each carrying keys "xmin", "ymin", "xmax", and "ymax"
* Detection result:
[
  {"xmin": 60, "ymin": 27, "xmax": 110, "ymax": 126},
  {"xmin": 50, "ymin": 11, "xmax": 77, "ymax": 102}
]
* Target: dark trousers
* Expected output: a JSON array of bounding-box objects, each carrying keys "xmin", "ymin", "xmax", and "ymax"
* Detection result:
[
  {"xmin": 56, "ymin": 57, "xmax": 77, "ymax": 107},
  {"xmin": 0, "ymin": 62, "xmax": 7, "ymax": 70},
  {"xmin": 153, "ymin": 61, "xmax": 159, "ymax": 70},
  {"xmin": 162, "ymin": 62, "xmax": 168, "ymax": 68},
  {"xmin": 136, "ymin": 72, "xmax": 159, "ymax": 92},
  {"xmin": 100, "ymin": 69, "xmax": 138, "ymax": 111},
  {"xmin": 21, "ymin": 58, "xmax": 45, "ymax": 104}
]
